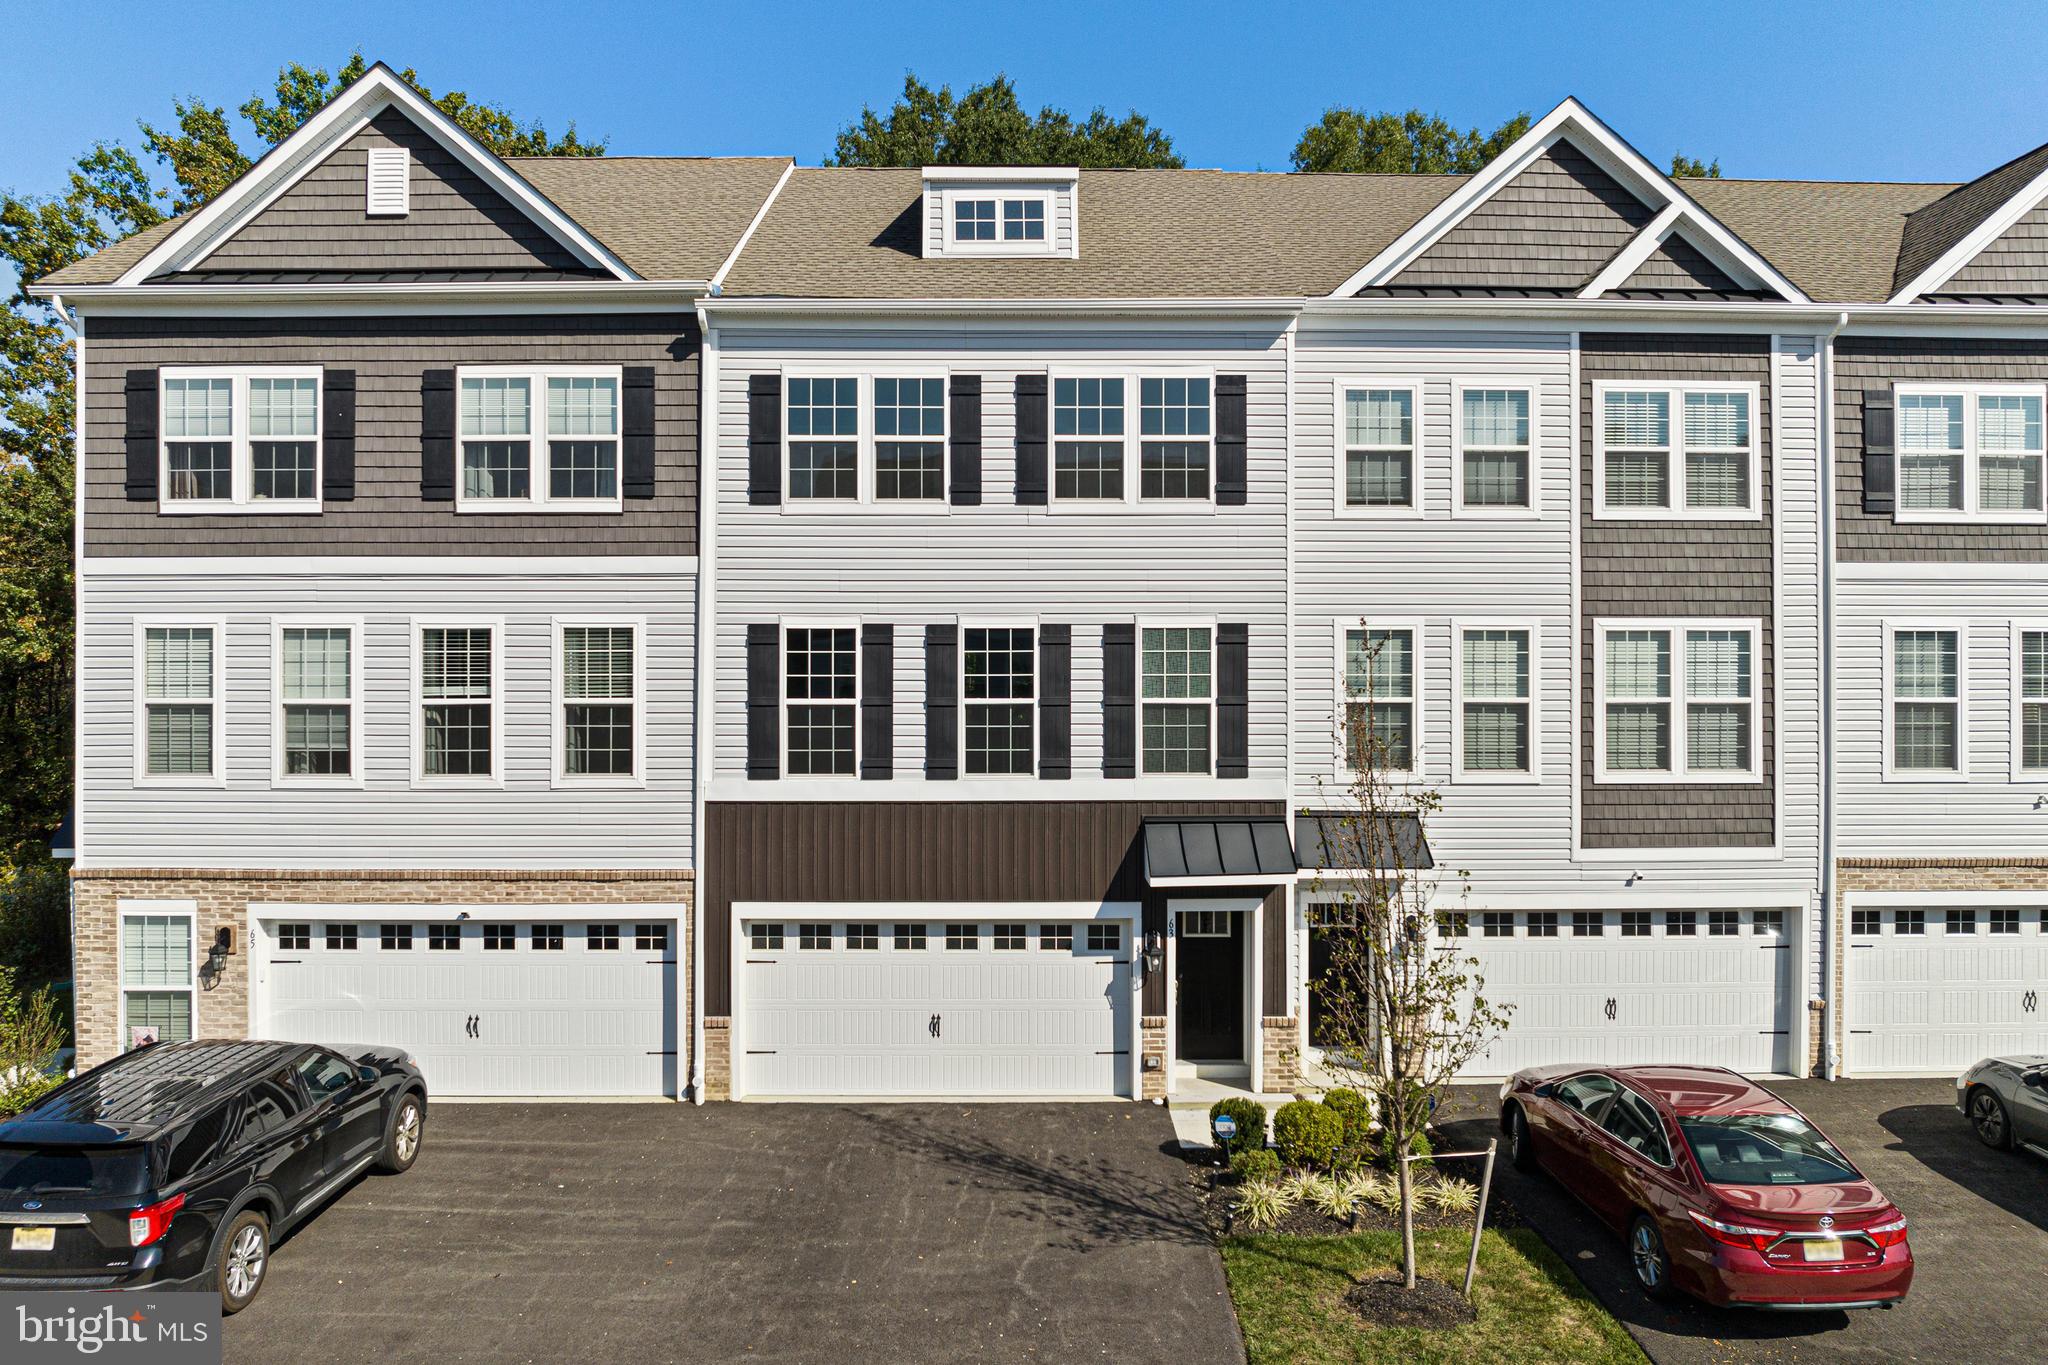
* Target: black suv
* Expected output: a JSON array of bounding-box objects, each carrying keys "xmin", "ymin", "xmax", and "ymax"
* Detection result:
[{"xmin": 0, "ymin": 1039, "xmax": 425, "ymax": 1312}]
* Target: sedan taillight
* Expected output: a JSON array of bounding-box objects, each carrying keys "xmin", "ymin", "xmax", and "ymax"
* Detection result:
[
  {"xmin": 129, "ymin": 1192, "xmax": 185, "ymax": 1248},
  {"xmin": 1865, "ymin": 1214, "xmax": 1909, "ymax": 1249},
  {"xmin": 1687, "ymin": 1209, "xmax": 1778, "ymax": 1254}
]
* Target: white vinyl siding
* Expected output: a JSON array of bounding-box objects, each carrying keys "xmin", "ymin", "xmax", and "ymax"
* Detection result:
[
  {"xmin": 1594, "ymin": 382, "xmax": 1759, "ymax": 518},
  {"xmin": 1894, "ymin": 384, "xmax": 2047, "ymax": 523},
  {"xmin": 1594, "ymin": 619, "xmax": 1759, "ymax": 782},
  {"xmin": 160, "ymin": 368, "xmax": 320, "ymax": 512},
  {"xmin": 457, "ymin": 367, "xmax": 622, "ymax": 512},
  {"xmin": 82, "ymin": 569, "xmax": 695, "ymax": 869},
  {"xmin": 121, "ymin": 910, "xmax": 194, "ymax": 1047}
]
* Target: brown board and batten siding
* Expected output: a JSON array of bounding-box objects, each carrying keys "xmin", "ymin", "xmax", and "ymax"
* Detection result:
[
  {"xmin": 82, "ymin": 313, "xmax": 698, "ymax": 556},
  {"xmin": 1579, "ymin": 333, "xmax": 1776, "ymax": 848},
  {"xmin": 703, "ymin": 800, "xmax": 1288, "ymax": 1017},
  {"xmin": 1836, "ymin": 337, "xmax": 2048, "ymax": 561},
  {"xmin": 191, "ymin": 107, "xmax": 594, "ymax": 278}
]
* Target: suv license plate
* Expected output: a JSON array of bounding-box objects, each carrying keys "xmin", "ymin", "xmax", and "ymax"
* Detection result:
[
  {"xmin": 10, "ymin": 1227, "xmax": 54, "ymax": 1252},
  {"xmin": 1802, "ymin": 1239, "xmax": 1844, "ymax": 1263}
]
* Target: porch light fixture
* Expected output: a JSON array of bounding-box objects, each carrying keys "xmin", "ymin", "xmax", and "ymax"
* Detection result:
[{"xmin": 1142, "ymin": 931, "xmax": 1165, "ymax": 982}]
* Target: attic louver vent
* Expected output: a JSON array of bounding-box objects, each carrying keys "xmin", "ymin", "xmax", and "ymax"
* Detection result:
[{"xmin": 366, "ymin": 147, "xmax": 410, "ymax": 216}]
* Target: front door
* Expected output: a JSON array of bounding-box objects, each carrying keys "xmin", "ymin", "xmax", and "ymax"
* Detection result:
[{"xmin": 1176, "ymin": 910, "xmax": 1244, "ymax": 1062}]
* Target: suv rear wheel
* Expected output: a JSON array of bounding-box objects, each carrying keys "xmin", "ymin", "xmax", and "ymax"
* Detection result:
[
  {"xmin": 379, "ymin": 1093, "xmax": 424, "ymax": 1173},
  {"xmin": 217, "ymin": 1209, "xmax": 269, "ymax": 1314}
]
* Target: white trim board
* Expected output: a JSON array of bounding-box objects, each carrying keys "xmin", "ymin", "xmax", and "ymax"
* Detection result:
[{"xmin": 80, "ymin": 555, "xmax": 696, "ymax": 577}]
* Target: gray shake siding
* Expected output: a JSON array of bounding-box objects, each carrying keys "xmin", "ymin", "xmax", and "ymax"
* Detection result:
[
  {"xmin": 1618, "ymin": 234, "xmax": 1742, "ymax": 293},
  {"xmin": 194, "ymin": 107, "xmax": 590, "ymax": 277},
  {"xmin": 1386, "ymin": 141, "xmax": 1653, "ymax": 292},
  {"xmin": 1940, "ymin": 202, "xmax": 2048, "ymax": 297},
  {"xmin": 1579, "ymin": 333, "xmax": 1776, "ymax": 848},
  {"xmin": 1836, "ymin": 337, "xmax": 2048, "ymax": 561},
  {"xmin": 82, "ymin": 313, "xmax": 698, "ymax": 556}
]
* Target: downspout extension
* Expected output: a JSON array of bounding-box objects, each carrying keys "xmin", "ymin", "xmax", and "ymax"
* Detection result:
[{"xmin": 1818, "ymin": 311, "xmax": 1848, "ymax": 1081}]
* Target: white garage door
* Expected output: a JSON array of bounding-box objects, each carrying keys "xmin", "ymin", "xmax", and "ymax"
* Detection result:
[
  {"xmin": 739, "ymin": 918, "xmax": 1134, "ymax": 1098},
  {"xmin": 261, "ymin": 917, "xmax": 678, "ymax": 1097},
  {"xmin": 1457, "ymin": 908, "xmax": 1793, "ymax": 1077},
  {"xmin": 1849, "ymin": 906, "xmax": 2048, "ymax": 1075}
]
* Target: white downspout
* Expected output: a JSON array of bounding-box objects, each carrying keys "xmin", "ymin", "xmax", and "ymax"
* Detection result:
[
  {"xmin": 1818, "ymin": 311, "xmax": 1848, "ymax": 1081},
  {"xmin": 690, "ymin": 315, "xmax": 719, "ymax": 1104},
  {"xmin": 55, "ymin": 294, "xmax": 83, "ymax": 1055}
]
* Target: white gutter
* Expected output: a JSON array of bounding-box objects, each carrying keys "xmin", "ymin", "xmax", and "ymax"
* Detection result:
[
  {"xmin": 696, "ymin": 296, "xmax": 1306, "ymax": 319},
  {"xmin": 29, "ymin": 280, "xmax": 712, "ymax": 308},
  {"xmin": 1817, "ymin": 310, "xmax": 1849, "ymax": 1082}
]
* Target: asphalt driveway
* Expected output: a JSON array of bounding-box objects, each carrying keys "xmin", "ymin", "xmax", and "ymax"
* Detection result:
[
  {"xmin": 1440, "ymin": 1078, "xmax": 2048, "ymax": 1365},
  {"xmin": 221, "ymin": 1101, "xmax": 1241, "ymax": 1365}
]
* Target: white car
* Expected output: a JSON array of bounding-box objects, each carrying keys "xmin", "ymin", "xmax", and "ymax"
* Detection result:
[{"xmin": 1957, "ymin": 1055, "xmax": 2048, "ymax": 1156}]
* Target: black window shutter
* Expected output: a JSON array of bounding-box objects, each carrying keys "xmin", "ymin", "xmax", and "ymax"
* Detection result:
[
  {"xmin": 1039, "ymin": 624, "xmax": 1071, "ymax": 779},
  {"xmin": 861, "ymin": 624, "xmax": 894, "ymax": 780},
  {"xmin": 745, "ymin": 624, "xmax": 781, "ymax": 780},
  {"xmin": 925, "ymin": 624, "xmax": 959, "ymax": 780},
  {"xmin": 1015, "ymin": 373, "xmax": 1048, "ymax": 505},
  {"xmin": 1862, "ymin": 388, "xmax": 1895, "ymax": 515},
  {"xmin": 622, "ymin": 365, "xmax": 657, "ymax": 499},
  {"xmin": 1215, "ymin": 374, "xmax": 1248, "ymax": 506},
  {"xmin": 321, "ymin": 368, "xmax": 356, "ymax": 502},
  {"xmin": 1217, "ymin": 623, "xmax": 1249, "ymax": 779},
  {"xmin": 748, "ymin": 374, "xmax": 782, "ymax": 506},
  {"xmin": 420, "ymin": 369, "xmax": 455, "ymax": 501},
  {"xmin": 124, "ymin": 368, "xmax": 158, "ymax": 501},
  {"xmin": 1103, "ymin": 623, "xmax": 1136, "ymax": 779},
  {"xmin": 949, "ymin": 374, "xmax": 982, "ymax": 506}
]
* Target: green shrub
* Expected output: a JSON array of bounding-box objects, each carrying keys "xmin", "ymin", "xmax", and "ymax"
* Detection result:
[
  {"xmin": 1320, "ymin": 1088, "xmax": 1375, "ymax": 1171},
  {"xmin": 1229, "ymin": 1148, "xmax": 1282, "ymax": 1184},
  {"xmin": 1272, "ymin": 1099, "xmax": 1345, "ymax": 1171},
  {"xmin": 0, "ymin": 965, "xmax": 64, "ymax": 1119},
  {"xmin": 0, "ymin": 859, "xmax": 68, "ymax": 983},
  {"xmin": 1207, "ymin": 1097, "xmax": 1267, "ymax": 1156},
  {"xmin": 1377, "ymin": 1125, "xmax": 1434, "ymax": 1172}
]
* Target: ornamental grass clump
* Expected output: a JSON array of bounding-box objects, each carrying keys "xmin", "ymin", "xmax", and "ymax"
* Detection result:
[{"xmin": 1232, "ymin": 1176, "xmax": 1297, "ymax": 1232}]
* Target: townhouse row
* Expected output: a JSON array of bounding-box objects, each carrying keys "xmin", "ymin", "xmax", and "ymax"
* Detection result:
[{"xmin": 37, "ymin": 65, "xmax": 2048, "ymax": 1103}]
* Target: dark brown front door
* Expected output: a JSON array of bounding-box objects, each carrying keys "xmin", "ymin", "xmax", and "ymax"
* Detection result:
[{"xmin": 1176, "ymin": 913, "xmax": 1243, "ymax": 1062}]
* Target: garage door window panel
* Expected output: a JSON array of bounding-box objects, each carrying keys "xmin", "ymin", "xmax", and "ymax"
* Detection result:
[
  {"xmin": 429, "ymin": 924, "xmax": 460, "ymax": 950},
  {"xmin": 748, "ymin": 924, "xmax": 782, "ymax": 951},
  {"xmin": 894, "ymin": 924, "xmax": 927, "ymax": 950},
  {"xmin": 325, "ymin": 924, "xmax": 358, "ymax": 950},
  {"xmin": 559, "ymin": 623, "xmax": 640, "ymax": 783},
  {"xmin": 1142, "ymin": 625, "xmax": 1212, "ymax": 775},
  {"xmin": 1888, "ymin": 628, "xmax": 1961, "ymax": 776},
  {"xmin": 122, "ymin": 912, "xmax": 193, "ymax": 1047},
  {"xmin": 785, "ymin": 626, "xmax": 857, "ymax": 777}
]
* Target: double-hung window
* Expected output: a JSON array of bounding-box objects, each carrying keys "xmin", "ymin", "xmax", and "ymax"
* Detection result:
[
  {"xmin": 1341, "ymin": 385, "xmax": 1416, "ymax": 511},
  {"xmin": 121, "ymin": 908, "xmax": 194, "ymax": 1047},
  {"xmin": 418, "ymin": 623, "xmax": 498, "ymax": 780},
  {"xmin": 276, "ymin": 623, "xmax": 358, "ymax": 782},
  {"xmin": 964, "ymin": 626, "xmax": 1034, "ymax": 776},
  {"xmin": 785, "ymin": 626, "xmax": 857, "ymax": 775},
  {"xmin": 160, "ymin": 369, "xmax": 320, "ymax": 512},
  {"xmin": 1343, "ymin": 626, "xmax": 1416, "ymax": 773},
  {"xmin": 458, "ymin": 368, "xmax": 621, "ymax": 511},
  {"xmin": 1888, "ymin": 626, "xmax": 1961, "ymax": 776},
  {"xmin": 1053, "ymin": 377, "xmax": 1126, "ymax": 501},
  {"xmin": 557, "ymin": 622, "xmax": 640, "ymax": 782},
  {"xmin": 787, "ymin": 377, "xmax": 859, "ymax": 501},
  {"xmin": 1457, "ymin": 387, "xmax": 1533, "ymax": 511},
  {"xmin": 1141, "ymin": 625, "xmax": 1212, "ymax": 774},
  {"xmin": 1139, "ymin": 377, "xmax": 1211, "ymax": 500},
  {"xmin": 1596, "ymin": 620, "xmax": 1759, "ymax": 780},
  {"xmin": 1895, "ymin": 385, "xmax": 2046, "ymax": 521},
  {"xmin": 1596, "ymin": 384, "xmax": 1757, "ymax": 517},
  {"xmin": 1458, "ymin": 626, "xmax": 1533, "ymax": 777},
  {"xmin": 2019, "ymin": 628, "xmax": 2048, "ymax": 775},
  {"xmin": 138, "ymin": 624, "xmax": 220, "ymax": 782},
  {"xmin": 873, "ymin": 377, "xmax": 946, "ymax": 500}
]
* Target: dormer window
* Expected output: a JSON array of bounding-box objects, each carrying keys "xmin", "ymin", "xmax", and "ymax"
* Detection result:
[{"xmin": 924, "ymin": 168, "xmax": 1075, "ymax": 259}]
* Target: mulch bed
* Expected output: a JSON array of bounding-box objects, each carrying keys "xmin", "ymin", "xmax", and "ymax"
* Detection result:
[
  {"xmin": 1343, "ymin": 1275, "xmax": 1478, "ymax": 1331},
  {"xmin": 1187, "ymin": 1143, "xmax": 1524, "ymax": 1239}
]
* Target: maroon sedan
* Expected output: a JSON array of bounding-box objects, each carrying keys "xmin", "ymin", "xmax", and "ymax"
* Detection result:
[{"xmin": 1499, "ymin": 1065, "xmax": 1911, "ymax": 1310}]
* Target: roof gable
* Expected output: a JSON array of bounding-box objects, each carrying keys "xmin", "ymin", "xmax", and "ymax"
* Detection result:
[
  {"xmin": 1614, "ymin": 230, "xmax": 1746, "ymax": 295},
  {"xmin": 1928, "ymin": 199, "xmax": 2048, "ymax": 301},
  {"xmin": 1891, "ymin": 140, "xmax": 2048, "ymax": 301},
  {"xmin": 1329, "ymin": 98, "xmax": 1807, "ymax": 303},
  {"xmin": 116, "ymin": 63, "xmax": 636, "ymax": 285}
]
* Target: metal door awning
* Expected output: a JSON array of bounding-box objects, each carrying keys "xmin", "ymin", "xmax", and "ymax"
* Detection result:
[{"xmin": 1142, "ymin": 817, "xmax": 1296, "ymax": 888}]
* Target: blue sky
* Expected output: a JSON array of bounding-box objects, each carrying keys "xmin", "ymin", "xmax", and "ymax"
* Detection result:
[{"xmin": 3, "ymin": 0, "xmax": 2044, "ymax": 202}]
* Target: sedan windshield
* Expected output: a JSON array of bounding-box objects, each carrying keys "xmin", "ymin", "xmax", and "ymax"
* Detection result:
[{"xmin": 1679, "ymin": 1114, "xmax": 1859, "ymax": 1186}]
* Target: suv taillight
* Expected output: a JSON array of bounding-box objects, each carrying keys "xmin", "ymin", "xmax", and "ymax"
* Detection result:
[{"xmin": 128, "ymin": 1193, "xmax": 184, "ymax": 1248}]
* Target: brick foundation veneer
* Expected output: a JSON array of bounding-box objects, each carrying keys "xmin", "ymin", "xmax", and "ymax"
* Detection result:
[
  {"xmin": 1140, "ymin": 1015, "xmax": 1168, "ymax": 1099},
  {"xmin": 71, "ymin": 868, "xmax": 694, "ymax": 1072},
  {"xmin": 1260, "ymin": 1016, "xmax": 1302, "ymax": 1092},
  {"xmin": 702, "ymin": 1015, "xmax": 731, "ymax": 1100}
]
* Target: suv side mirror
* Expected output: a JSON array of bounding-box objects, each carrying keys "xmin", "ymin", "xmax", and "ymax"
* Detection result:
[
  {"xmin": 2023, "ymin": 1070, "xmax": 2046, "ymax": 1090},
  {"xmin": 358, "ymin": 1065, "xmax": 379, "ymax": 1085}
]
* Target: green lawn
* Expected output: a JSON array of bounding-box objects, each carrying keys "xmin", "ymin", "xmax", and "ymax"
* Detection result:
[{"xmin": 1221, "ymin": 1227, "xmax": 1647, "ymax": 1365}]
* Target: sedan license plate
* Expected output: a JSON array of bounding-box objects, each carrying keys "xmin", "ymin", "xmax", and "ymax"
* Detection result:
[
  {"xmin": 10, "ymin": 1226, "xmax": 54, "ymax": 1253},
  {"xmin": 1802, "ymin": 1238, "xmax": 1844, "ymax": 1263}
]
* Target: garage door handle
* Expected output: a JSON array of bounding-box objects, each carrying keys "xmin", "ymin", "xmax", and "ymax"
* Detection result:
[
  {"xmin": 929, "ymin": 1013, "xmax": 941, "ymax": 1039},
  {"xmin": 2027, "ymin": 991, "xmax": 2039, "ymax": 1014},
  {"xmin": 465, "ymin": 1014, "xmax": 479, "ymax": 1039},
  {"xmin": 1604, "ymin": 998, "xmax": 1617, "ymax": 1022}
]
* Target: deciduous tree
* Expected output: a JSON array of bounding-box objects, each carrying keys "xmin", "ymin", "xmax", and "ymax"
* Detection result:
[
  {"xmin": 829, "ymin": 74, "xmax": 1182, "ymax": 168},
  {"xmin": 1290, "ymin": 108, "xmax": 1531, "ymax": 174}
]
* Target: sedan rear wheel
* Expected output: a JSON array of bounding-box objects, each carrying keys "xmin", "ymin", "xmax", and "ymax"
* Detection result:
[
  {"xmin": 1969, "ymin": 1087, "xmax": 2012, "ymax": 1150},
  {"xmin": 1629, "ymin": 1214, "xmax": 1678, "ymax": 1302}
]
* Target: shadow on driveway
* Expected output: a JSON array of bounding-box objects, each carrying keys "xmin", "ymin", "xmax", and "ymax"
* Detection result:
[{"xmin": 1876, "ymin": 1101, "xmax": 2048, "ymax": 1237}]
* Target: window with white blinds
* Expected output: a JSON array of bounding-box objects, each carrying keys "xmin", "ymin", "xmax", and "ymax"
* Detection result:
[
  {"xmin": 122, "ymin": 912, "xmax": 193, "ymax": 1047},
  {"xmin": 1458, "ymin": 627, "xmax": 1532, "ymax": 775},
  {"xmin": 160, "ymin": 369, "xmax": 321, "ymax": 511},
  {"xmin": 2021, "ymin": 630, "xmax": 2048, "ymax": 774},
  {"xmin": 1343, "ymin": 625, "xmax": 1416, "ymax": 772},
  {"xmin": 1894, "ymin": 385, "xmax": 2046, "ymax": 522},
  {"xmin": 1596, "ymin": 384, "xmax": 1756, "ymax": 517},
  {"xmin": 420, "ymin": 624, "xmax": 497, "ymax": 780},
  {"xmin": 558, "ymin": 622, "xmax": 640, "ymax": 781},
  {"xmin": 140, "ymin": 625, "xmax": 217, "ymax": 781},
  {"xmin": 1342, "ymin": 386, "xmax": 1416, "ymax": 510},
  {"xmin": 1889, "ymin": 627, "xmax": 1960, "ymax": 774},
  {"xmin": 1597, "ymin": 619, "xmax": 1759, "ymax": 780},
  {"xmin": 277, "ymin": 625, "xmax": 355, "ymax": 781},
  {"xmin": 1458, "ymin": 388, "xmax": 1532, "ymax": 510}
]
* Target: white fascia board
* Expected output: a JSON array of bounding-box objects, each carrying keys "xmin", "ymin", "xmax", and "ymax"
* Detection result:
[
  {"xmin": 1891, "ymin": 163, "xmax": 2048, "ymax": 303},
  {"xmin": 1326, "ymin": 96, "xmax": 1807, "ymax": 304},
  {"xmin": 695, "ymin": 296, "xmax": 1304, "ymax": 319},
  {"xmin": 117, "ymin": 65, "xmax": 638, "ymax": 284},
  {"xmin": 708, "ymin": 160, "xmax": 795, "ymax": 294},
  {"xmin": 43, "ymin": 281, "xmax": 708, "ymax": 317},
  {"xmin": 922, "ymin": 165, "xmax": 1079, "ymax": 183}
]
